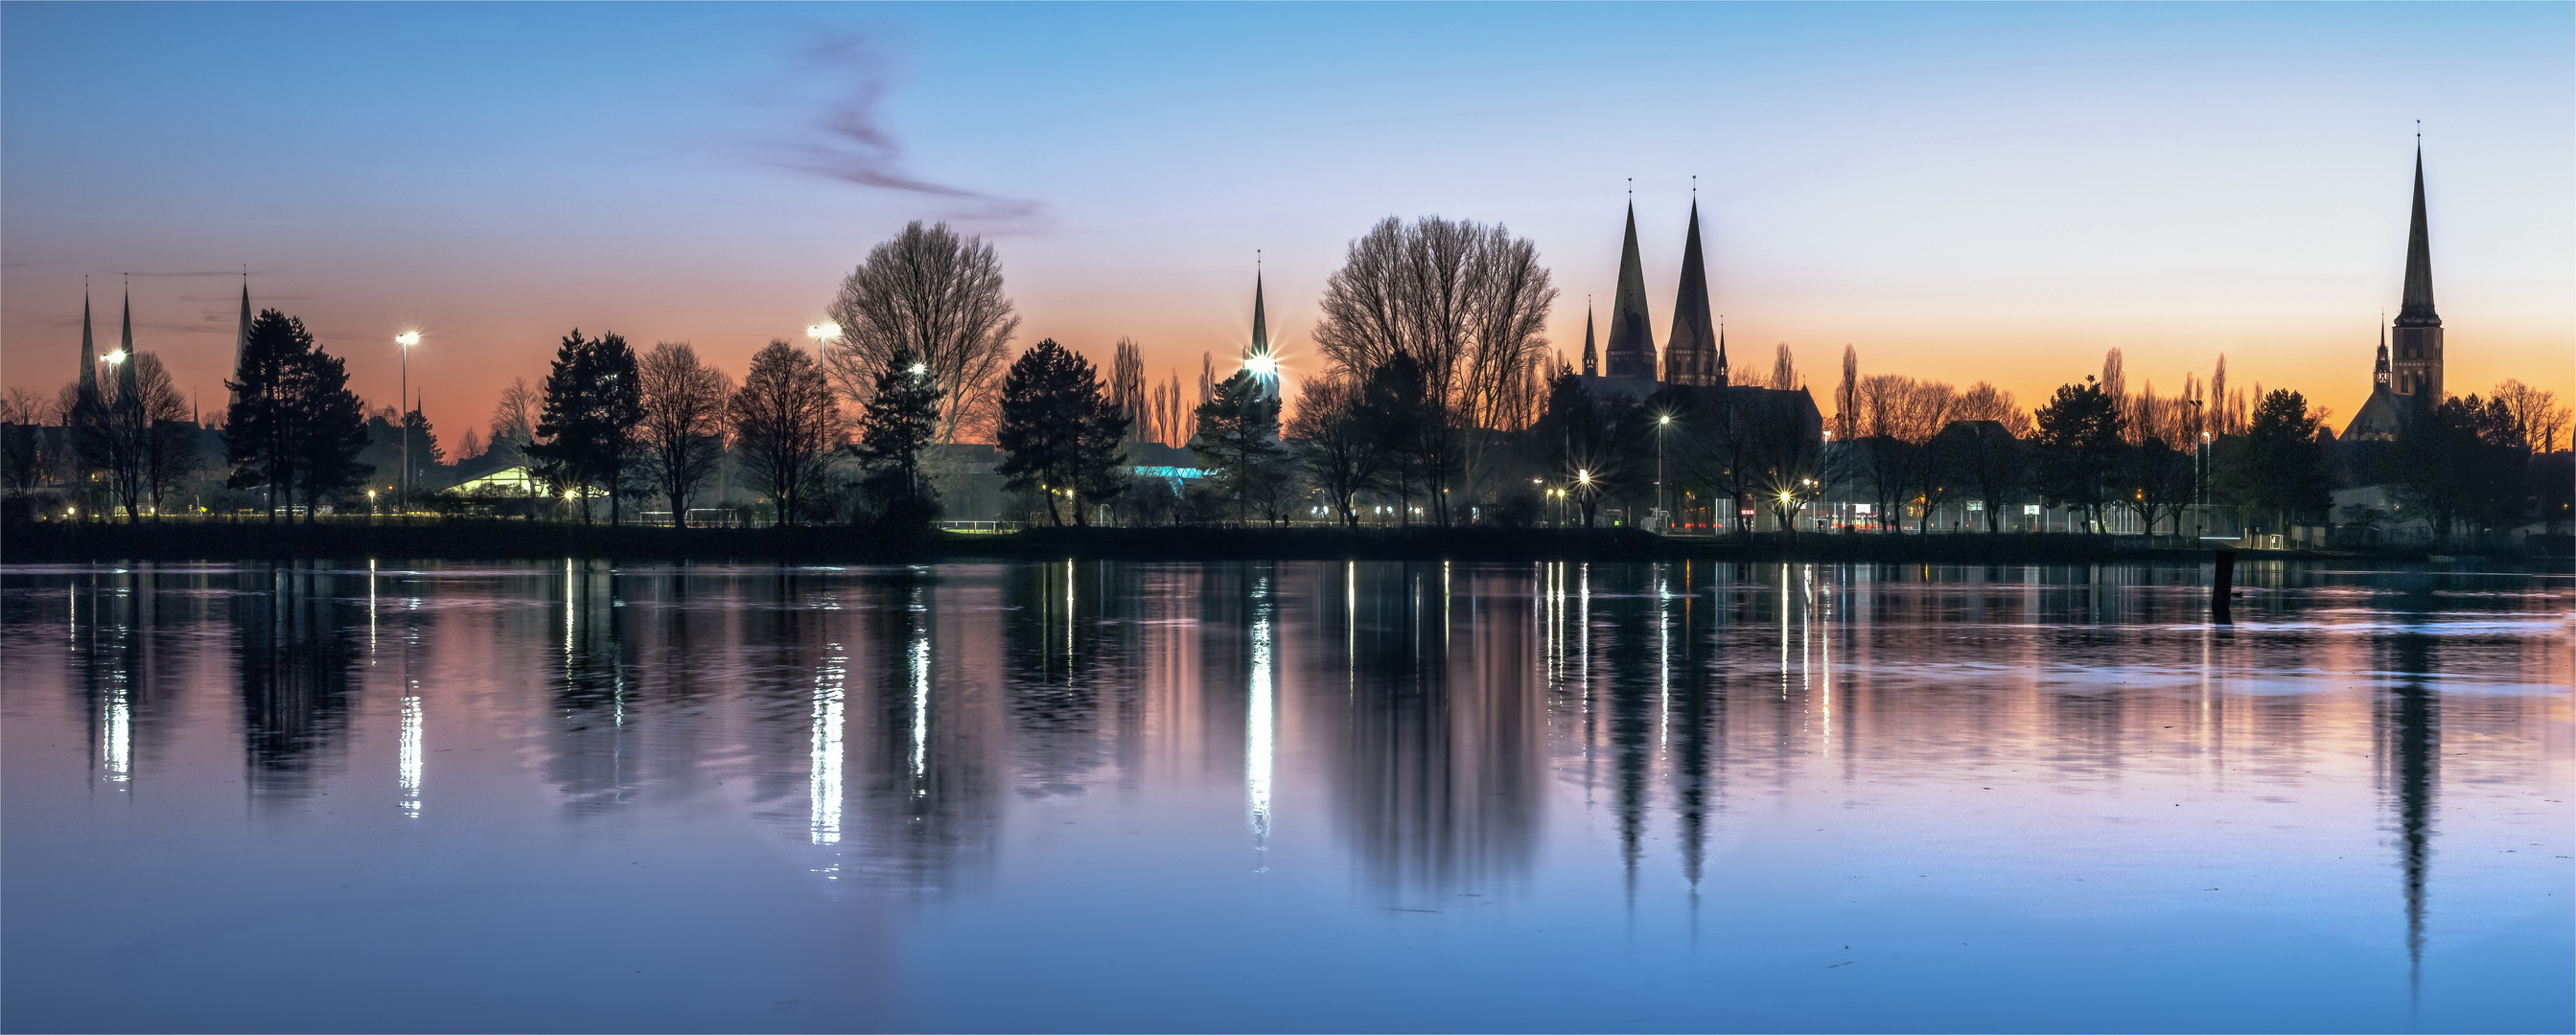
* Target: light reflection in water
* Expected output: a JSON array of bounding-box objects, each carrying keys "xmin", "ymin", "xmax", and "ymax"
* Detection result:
[
  {"xmin": 908, "ymin": 586, "xmax": 930, "ymax": 787},
  {"xmin": 811, "ymin": 644, "xmax": 847, "ymax": 847},
  {"xmin": 398, "ymin": 693, "xmax": 423, "ymax": 815},
  {"xmin": 101, "ymin": 679, "xmax": 131, "ymax": 785},
  {"xmin": 1248, "ymin": 574, "xmax": 1275, "ymax": 855},
  {"xmin": 1, "ymin": 560, "xmax": 2563, "ymax": 1033}
]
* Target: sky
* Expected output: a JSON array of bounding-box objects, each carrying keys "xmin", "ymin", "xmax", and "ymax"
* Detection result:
[{"xmin": 4, "ymin": 2, "xmax": 2569, "ymax": 442}]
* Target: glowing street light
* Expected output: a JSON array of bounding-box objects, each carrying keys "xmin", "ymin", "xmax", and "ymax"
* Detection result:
[
  {"xmin": 397, "ymin": 332, "xmax": 420, "ymax": 513},
  {"xmin": 1655, "ymin": 413, "xmax": 1672, "ymax": 533},
  {"xmin": 806, "ymin": 323, "xmax": 841, "ymax": 356}
]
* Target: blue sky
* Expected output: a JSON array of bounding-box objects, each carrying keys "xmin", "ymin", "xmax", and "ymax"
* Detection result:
[{"xmin": 5, "ymin": 2, "xmax": 2567, "ymax": 434}]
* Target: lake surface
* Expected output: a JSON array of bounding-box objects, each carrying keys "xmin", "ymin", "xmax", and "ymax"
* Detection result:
[{"xmin": 3, "ymin": 559, "xmax": 2568, "ymax": 1033}]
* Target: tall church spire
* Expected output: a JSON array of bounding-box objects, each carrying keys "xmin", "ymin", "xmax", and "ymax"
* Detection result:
[
  {"xmin": 1248, "ymin": 267, "xmax": 1268, "ymax": 359},
  {"xmin": 117, "ymin": 284, "xmax": 140, "ymax": 400},
  {"xmin": 2396, "ymin": 145, "xmax": 2438, "ymax": 328},
  {"xmin": 76, "ymin": 287, "xmax": 99, "ymax": 402},
  {"xmin": 1603, "ymin": 197, "xmax": 1656, "ymax": 380},
  {"xmin": 1244, "ymin": 263, "xmax": 1277, "ymax": 401},
  {"xmin": 231, "ymin": 273, "xmax": 251, "ymax": 408},
  {"xmin": 2388, "ymin": 140, "xmax": 2445, "ymax": 402},
  {"xmin": 1662, "ymin": 197, "xmax": 1718, "ymax": 386},
  {"xmin": 1581, "ymin": 300, "xmax": 1598, "ymax": 377}
]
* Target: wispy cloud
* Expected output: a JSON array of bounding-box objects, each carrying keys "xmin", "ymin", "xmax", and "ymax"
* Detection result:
[{"xmin": 780, "ymin": 33, "xmax": 1048, "ymax": 228}]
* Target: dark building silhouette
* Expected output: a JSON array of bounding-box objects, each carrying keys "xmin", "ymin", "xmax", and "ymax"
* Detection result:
[
  {"xmin": 2345, "ymin": 144, "xmax": 2446, "ymax": 442},
  {"xmin": 1602, "ymin": 201, "xmax": 1658, "ymax": 380},
  {"xmin": 1661, "ymin": 199, "xmax": 1721, "ymax": 387}
]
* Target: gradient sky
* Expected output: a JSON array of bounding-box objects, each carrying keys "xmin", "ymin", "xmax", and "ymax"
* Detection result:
[{"xmin": 5, "ymin": 2, "xmax": 2569, "ymax": 441}]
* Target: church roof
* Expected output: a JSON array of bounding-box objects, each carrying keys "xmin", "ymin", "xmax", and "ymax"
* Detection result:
[
  {"xmin": 76, "ymin": 290, "xmax": 98, "ymax": 400},
  {"xmin": 2341, "ymin": 385, "xmax": 2410, "ymax": 442},
  {"xmin": 1249, "ymin": 270, "xmax": 1268, "ymax": 357},
  {"xmin": 1663, "ymin": 199, "xmax": 1718, "ymax": 384},
  {"xmin": 2396, "ymin": 146, "xmax": 2439, "ymax": 328},
  {"xmin": 1603, "ymin": 201, "xmax": 1655, "ymax": 379}
]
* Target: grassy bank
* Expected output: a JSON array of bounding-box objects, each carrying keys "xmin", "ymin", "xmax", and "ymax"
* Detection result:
[{"xmin": 0, "ymin": 518, "xmax": 2480, "ymax": 567}]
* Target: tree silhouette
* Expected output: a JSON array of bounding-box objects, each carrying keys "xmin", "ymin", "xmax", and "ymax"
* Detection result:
[
  {"xmin": 2033, "ymin": 377, "xmax": 2124, "ymax": 532},
  {"xmin": 530, "ymin": 330, "xmax": 644, "ymax": 523},
  {"xmin": 997, "ymin": 339, "xmax": 1128, "ymax": 526},
  {"xmin": 223, "ymin": 310, "xmax": 370, "ymax": 522},
  {"xmin": 729, "ymin": 340, "xmax": 842, "ymax": 526},
  {"xmin": 851, "ymin": 345, "xmax": 945, "ymax": 517},
  {"xmin": 1191, "ymin": 368, "xmax": 1287, "ymax": 526}
]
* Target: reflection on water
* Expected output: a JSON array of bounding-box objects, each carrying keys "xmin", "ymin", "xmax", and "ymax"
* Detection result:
[{"xmin": 3, "ymin": 560, "xmax": 2567, "ymax": 1032}]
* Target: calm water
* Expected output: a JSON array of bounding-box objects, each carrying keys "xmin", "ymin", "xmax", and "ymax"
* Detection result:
[{"xmin": 3, "ymin": 560, "xmax": 2568, "ymax": 1033}]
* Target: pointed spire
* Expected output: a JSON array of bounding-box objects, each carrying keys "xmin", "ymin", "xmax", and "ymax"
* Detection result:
[
  {"xmin": 1663, "ymin": 196, "xmax": 1717, "ymax": 385},
  {"xmin": 2396, "ymin": 143, "xmax": 2439, "ymax": 328},
  {"xmin": 1604, "ymin": 197, "xmax": 1656, "ymax": 379},
  {"xmin": 76, "ymin": 286, "xmax": 99, "ymax": 402},
  {"xmin": 231, "ymin": 271, "xmax": 251, "ymax": 407},
  {"xmin": 1581, "ymin": 300, "xmax": 1598, "ymax": 377},
  {"xmin": 1715, "ymin": 317, "xmax": 1729, "ymax": 390},
  {"xmin": 116, "ymin": 285, "xmax": 141, "ymax": 402},
  {"xmin": 1249, "ymin": 267, "xmax": 1268, "ymax": 359}
]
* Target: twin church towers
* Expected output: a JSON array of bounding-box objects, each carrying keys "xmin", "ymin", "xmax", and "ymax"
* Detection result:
[{"xmin": 1583, "ymin": 189, "xmax": 1731, "ymax": 393}]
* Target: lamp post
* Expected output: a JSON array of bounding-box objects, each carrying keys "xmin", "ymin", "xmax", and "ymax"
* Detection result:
[
  {"xmin": 805, "ymin": 322, "xmax": 840, "ymax": 358},
  {"xmin": 396, "ymin": 332, "xmax": 420, "ymax": 513},
  {"xmin": 1655, "ymin": 414, "xmax": 1671, "ymax": 533}
]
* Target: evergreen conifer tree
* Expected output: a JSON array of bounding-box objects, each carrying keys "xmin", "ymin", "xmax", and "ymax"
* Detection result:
[
  {"xmin": 852, "ymin": 346, "xmax": 946, "ymax": 515},
  {"xmin": 1191, "ymin": 369, "xmax": 1288, "ymax": 526},
  {"xmin": 996, "ymin": 339, "xmax": 1127, "ymax": 526}
]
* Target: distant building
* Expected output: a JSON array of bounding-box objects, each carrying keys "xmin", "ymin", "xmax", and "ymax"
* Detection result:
[
  {"xmin": 1575, "ymin": 195, "xmax": 1821, "ymax": 444},
  {"xmin": 2341, "ymin": 144, "xmax": 2447, "ymax": 443}
]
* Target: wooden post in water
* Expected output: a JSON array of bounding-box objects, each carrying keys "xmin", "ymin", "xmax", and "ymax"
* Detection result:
[{"xmin": 2212, "ymin": 546, "xmax": 2235, "ymax": 625}]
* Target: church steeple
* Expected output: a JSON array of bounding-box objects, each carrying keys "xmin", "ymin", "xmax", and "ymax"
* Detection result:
[
  {"xmin": 117, "ymin": 286, "xmax": 140, "ymax": 401},
  {"xmin": 2388, "ymin": 139, "xmax": 2445, "ymax": 402},
  {"xmin": 1248, "ymin": 268, "xmax": 1268, "ymax": 360},
  {"xmin": 76, "ymin": 288, "xmax": 99, "ymax": 403},
  {"xmin": 1662, "ymin": 196, "xmax": 1718, "ymax": 386},
  {"xmin": 1581, "ymin": 301, "xmax": 1598, "ymax": 377},
  {"xmin": 231, "ymin": 274, "xmax": 251, "ymax": 408},
  {"xmin": 1603, "ymin": 196, "xmax": 1657, "ymax": 380},
  {"xmin": 2396, "ymin": 145, "xmax": 2438, "ymax": 329},
  {"xmin": 1244, "ymin": 263, "xmax": 1277, "ymax": 401},
  {"xmin": 2374, "ymin": 324, "xmax": 2390, "ymax": 388},
  {"xmin": 1714, "ymin": 318, "xmax": 1729, "ymax": 390}
]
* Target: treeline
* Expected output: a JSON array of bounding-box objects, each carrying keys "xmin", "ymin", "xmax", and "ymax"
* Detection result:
[{"xmin": 8, "ymin": 215, "xmax": 2570, "ymax": 548}]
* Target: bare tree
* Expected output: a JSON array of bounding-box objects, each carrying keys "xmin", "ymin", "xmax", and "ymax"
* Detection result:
[
  {"xmin": 1110, "ymin": 338, "xmax": 1147, "ymax": 442},
  {"xmin": 0, "ymin": 387, "xmax": 52, "ymax": 499},
  {"xmin": 488, "ymin": 378, "xmax": 539, "ymax": 461},
  {"xmin": 2493, "ymin": 379, "xmax": 2570, "ymax": 454},
  {"xmin": 824, "ymin": 220, "xmax": 1019, "ymax": 443},
  {"xmin": 1285, "ymin": 375, "xmax": 1382, "ymax": 527},
  {"xmin": 1954, "ymin": 381, "xmax": 2034, "ymax": 438},
  {"xmin": 130, "ymin": 354, "xmax": 195, "ymax": 518},
  {"xmin": 1311, "ymin": 215, "xmax": 1557, "ymax": 522},
  {"xmin": 1833, "ymin": 345, "xmax": 1859, "ymax": 443},
  {"xmin": 730, "ymin": 340, "xmax": 843, "ymax": 526},
  {"xmin": 638, "ymin": 341, "xmax": 733, "ymax": 526},
  {"xmin": 1769, "ymin": 343, "xmax": 1799, "ymax": 391}
]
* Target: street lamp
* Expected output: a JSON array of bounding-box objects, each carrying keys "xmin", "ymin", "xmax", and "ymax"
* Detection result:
[
  {"xmin": 806, "ymin": 322, "xmax": 840, "ymax": 357},
  {"xmin": 397, "ymin": 332, "xmax": 420, "ymax": 513},
  {"xmin": 1655, "ymin": 414, "xmax": 1672, "ymax": 533}
]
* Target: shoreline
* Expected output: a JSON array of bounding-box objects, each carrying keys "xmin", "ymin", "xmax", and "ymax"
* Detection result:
[{"xmin": 5, "ymin": 519, "xmax": 2555, "ymax": 570}]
